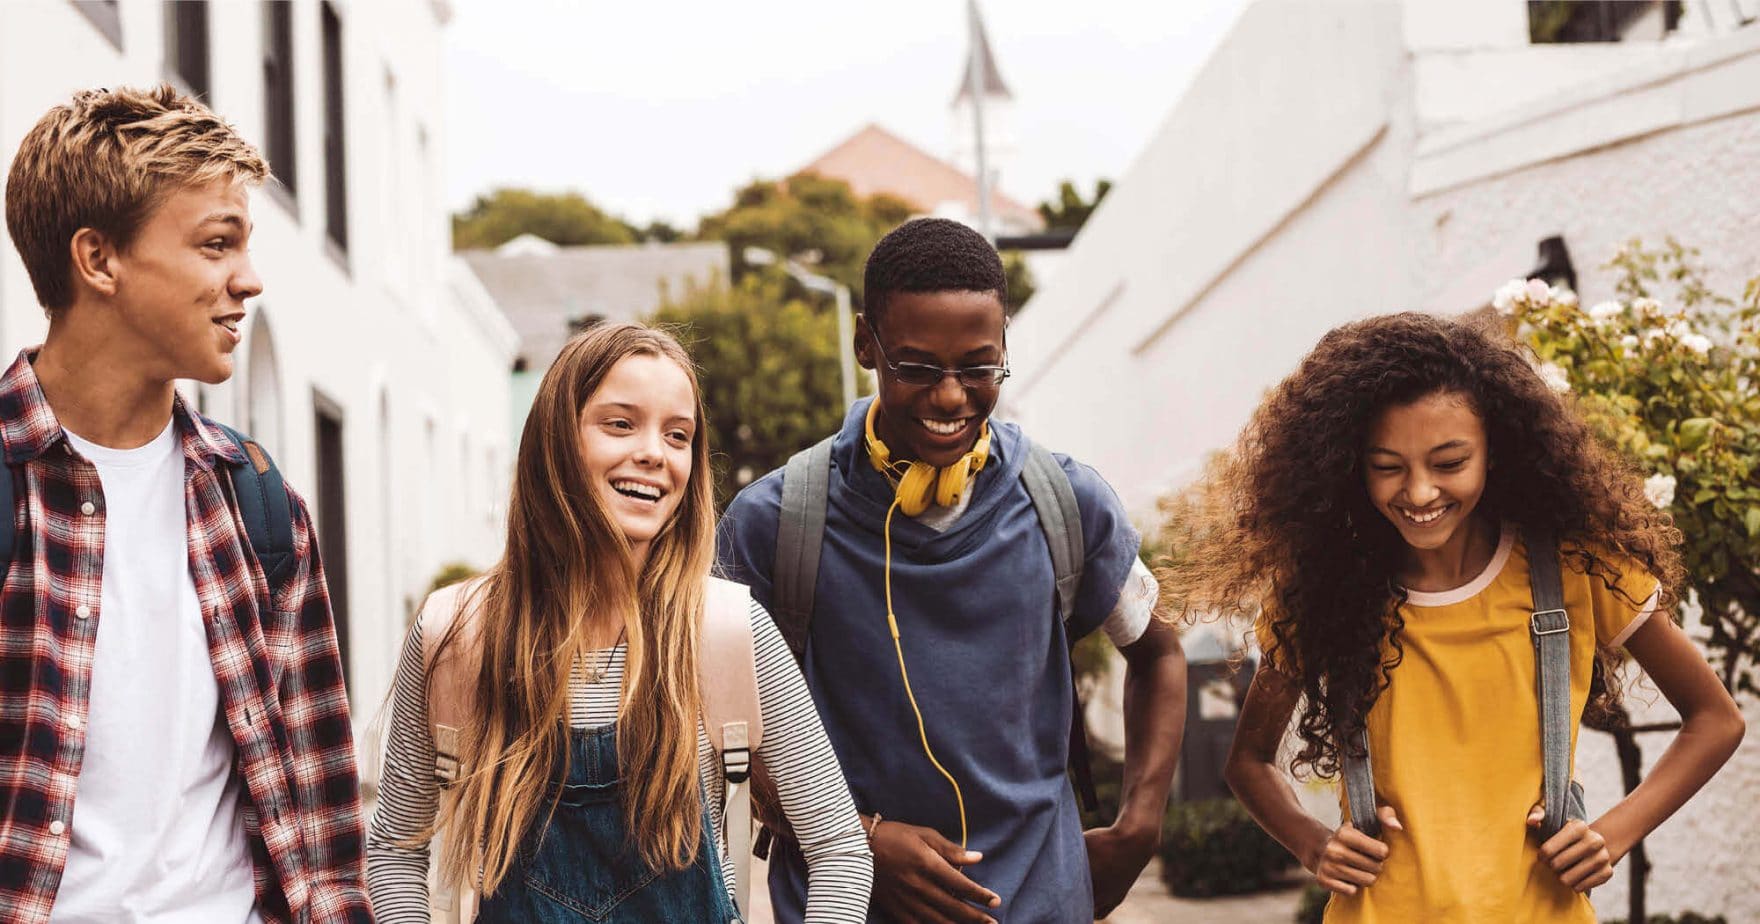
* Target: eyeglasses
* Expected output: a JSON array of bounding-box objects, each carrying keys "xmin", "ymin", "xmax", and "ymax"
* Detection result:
[{"xmin": 870, "ymin": 328, "xmax": 1010, "ymax": 389}]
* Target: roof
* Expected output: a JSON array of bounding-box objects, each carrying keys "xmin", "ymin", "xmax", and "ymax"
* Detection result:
[
  {"xmin": 459, "ymin": 240, "xmax": 730, "ymax": 370},
  {"xmin": 952, "ymin": 0, "xmax": 1013, "ymax": 103},
  {"xmin": 800, "ymin": 123, "xmax": 1042, "ymax": 232}
]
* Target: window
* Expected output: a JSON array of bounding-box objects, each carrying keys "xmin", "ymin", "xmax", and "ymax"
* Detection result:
[
  {"xmin": 71, "ymin": 1, "xmax": 123, "ymax": 50},
  {"xmin": 322, "ymin": 2, "xmax": 349, "ymax": 252},
  {"xmin": 164, "ymin": 1, "xmax": 210, "ymax": 101},
  {"xmin": 262, "ymin": 0, "xmax": 297, "ymax": 198},
  {"xmin": 1528, "ymin": 1, "xmax": 1682, "ymax": 43}
]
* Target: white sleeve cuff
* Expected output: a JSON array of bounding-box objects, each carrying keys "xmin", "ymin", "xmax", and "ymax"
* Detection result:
[
  {"xmin": 1608, "ymin": 589, "xmax": 1662, "ymax": 649},
  {"xmin": 1101, "ymin": 558, "xmax": 1158, "ymax": 649}
]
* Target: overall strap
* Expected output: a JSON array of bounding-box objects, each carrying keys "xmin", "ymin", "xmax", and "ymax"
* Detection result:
[
  {"xmin": 1523, "ymin": 526, "xmax": 1580, "ymax": 840},
  {"xmin": 1341, "ymin": 727, "xmax": 1380, "ymax": 838},
  {"xmin": 772, "ymin": 436, "xmax": 834, "ymax": 662},
  {"xmin": 699, "ymin": 577, "xmax": 764, "ymax": 918}
]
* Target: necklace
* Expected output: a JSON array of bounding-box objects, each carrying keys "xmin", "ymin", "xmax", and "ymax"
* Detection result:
[{"xmin": 582, "ymin": 628, "xmax": 627, "ymax": 685}]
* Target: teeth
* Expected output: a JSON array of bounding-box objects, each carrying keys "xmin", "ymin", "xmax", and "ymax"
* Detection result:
[
  {"xmin": 612, "ymin": 480, "xmax": 662, "ymax": 500},
  {"xmin": 920, "ymin": 418, "xmax": 967, "ymax": 436},
  {"xmin": 1401, "ymin": 505, "xmax": 1449, "ymax": 524}
]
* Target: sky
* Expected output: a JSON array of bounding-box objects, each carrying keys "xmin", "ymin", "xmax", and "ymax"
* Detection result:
[{"xmin": 444, "ymin": 0, "xmax": 1246, "ymax": 230}]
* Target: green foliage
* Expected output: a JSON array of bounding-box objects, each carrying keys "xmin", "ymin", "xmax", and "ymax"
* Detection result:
[
  {"xmin": 1158, "ymin": 798, "xmax": 1297, "ymax": 897},
  {"xmin": 697, "ymin": 173, "xmax": 914, "ymax": 305},
  {"xmin": 452, "ymin": 187, "xmax": 638, "ymax": 250},
  {"xmin": 427, "ymin": 562, "xmax": 480, "ymax": 595},
  {"xmin": 1293, "ymin": 882, "xmax": 1330, "ymax": 924},
  {"xmin": 1002, "ymin": 250, "xmax": 1036, "ymax": 316},
  {"xmin": 1503, "ymin": 239, "xmax": 1760, "ymax": 695},
  {"xmin": 1037, "ymin": 178, "xmax": 1112, "ymax": 231},
  {"xmin": 651, "ymin": 273, "xmax": 863, "ymax": 506}
]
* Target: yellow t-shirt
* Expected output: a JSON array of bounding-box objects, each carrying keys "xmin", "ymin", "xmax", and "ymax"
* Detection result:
[{"xmin": 1268, "ymin": 527, "xmax": 1660, "ymax": 924}]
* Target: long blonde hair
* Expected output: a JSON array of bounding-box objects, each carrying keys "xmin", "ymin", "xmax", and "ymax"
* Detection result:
[{"xmin": 431, "ymin": 322, "xmax": 716, "ymax": 895}]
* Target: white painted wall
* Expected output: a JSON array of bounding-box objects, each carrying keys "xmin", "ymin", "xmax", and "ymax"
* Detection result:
[
  {"xmin": 0, "ymin": 0, "xmax": 517, "ymax": 761},
  {"xmin": 1011, "ymin": 1, "xmax": 1760, "ymax": 917}
]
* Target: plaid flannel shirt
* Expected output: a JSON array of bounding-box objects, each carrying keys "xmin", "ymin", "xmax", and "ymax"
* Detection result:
[{"xmin": 0, "ymin": 350, "xmax": 371, "ymax": 923}]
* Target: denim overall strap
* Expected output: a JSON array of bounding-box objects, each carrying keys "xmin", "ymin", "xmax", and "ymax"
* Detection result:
[
  {"xmin": 1523, "ymin": 526, "xmax": 1586, "ymax": 840},
  {"xmin": 474, "ymin": 724, "xmax": 738, "ymax": 923}
]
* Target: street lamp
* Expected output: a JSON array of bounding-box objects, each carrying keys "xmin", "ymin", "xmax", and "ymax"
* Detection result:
[{"xmin": 743, "ymin": 246, "xmax": 858, "ymax": 410}]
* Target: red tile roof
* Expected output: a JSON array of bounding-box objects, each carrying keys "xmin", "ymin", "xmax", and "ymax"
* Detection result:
[{"xmin": 800, "ymin": 123, "xmax": 1043, "ymax": 232}]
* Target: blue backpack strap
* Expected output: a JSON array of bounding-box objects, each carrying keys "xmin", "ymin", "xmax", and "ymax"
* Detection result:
[
  {"xmin": 0, "ymin": 462, "xmax": 14, "ymax": 566},
  {"xmin": 214, "ymin": 423, "xmax": 296, "ymax": 593}
]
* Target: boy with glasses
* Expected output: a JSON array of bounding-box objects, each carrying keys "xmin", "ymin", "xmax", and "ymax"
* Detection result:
[
  {"xmin": 718, "ymin": 218, "xmax": 1186, "ymax": 923},
  {"xmin": 0, "ymin": 85, "xmax": 370, "ymax": 922}
]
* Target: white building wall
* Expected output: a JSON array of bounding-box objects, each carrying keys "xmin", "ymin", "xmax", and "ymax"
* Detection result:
[
  {"xmin": 0, "ymin": 0, "xmax": 517, "ymax": 762},
  {"xmin": 1012, "ymin": 0, "xmax": 1760, "ymax": 917}
]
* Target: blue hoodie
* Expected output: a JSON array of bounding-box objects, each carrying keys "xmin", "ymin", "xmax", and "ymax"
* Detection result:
[{"xmin": 716, "ymin": 398, "xmax": 1140, "ymax": 923}]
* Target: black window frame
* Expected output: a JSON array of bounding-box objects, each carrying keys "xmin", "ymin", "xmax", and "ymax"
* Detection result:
[
  {"xmin": 321, "ymin": 1, "xmax": 349, "ymax": 254},
  {"xmin": 163, "ymin": 0, "xmax": 211, "ymax": 102},
  {"xmin": 262, "ymin": 0, "xmax": 298, "ymax": 201}
]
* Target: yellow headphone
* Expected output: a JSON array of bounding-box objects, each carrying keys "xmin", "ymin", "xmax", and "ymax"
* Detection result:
[
  {"xmin": 862, "ymin": 398, "xmax": 989, "ymax": 849},
  {"xmin": 863, "ymin": 399, "xmax": 992, "ymax": 517}
]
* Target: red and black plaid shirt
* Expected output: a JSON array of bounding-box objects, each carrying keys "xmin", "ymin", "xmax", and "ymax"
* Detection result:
[{"xmin": 0, "ymin": 350, "xmax": 371, "ymax": 922}]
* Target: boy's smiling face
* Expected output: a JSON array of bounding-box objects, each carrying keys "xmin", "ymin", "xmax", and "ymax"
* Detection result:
[{"xmin": 857, "ymin": 288, "xmax": 1007, "ymax": 468}]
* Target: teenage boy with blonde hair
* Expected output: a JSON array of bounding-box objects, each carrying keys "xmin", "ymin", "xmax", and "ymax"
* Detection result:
[{"xmin": 0, "ymin": 85, "xmax": 370, "ymax": 922}]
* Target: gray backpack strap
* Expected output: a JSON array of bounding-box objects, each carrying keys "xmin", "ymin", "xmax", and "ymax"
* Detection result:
[
  {"xmin": 700, "ymin": 578, "xmax": 764, "ymax": 918},
  {"xmin": 1341, "ymin": 728, "xmax": 1380, "ymax": 838},
  {"xmin": 1524, "ymin": 526, "xmax": 1585, "ymax": 840},
  {"xmin": 773, "ymin": 436, "xmax": 834, "ymax": 661},
  {"xmin": 1020, "ymin": 441, "xmax": 1083, "ymax": 624}
]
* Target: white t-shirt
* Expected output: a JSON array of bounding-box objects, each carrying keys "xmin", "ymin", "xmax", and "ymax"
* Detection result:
[{"xmin": 52, "ymin": 423, "xmax": 257, "ymax": 924}]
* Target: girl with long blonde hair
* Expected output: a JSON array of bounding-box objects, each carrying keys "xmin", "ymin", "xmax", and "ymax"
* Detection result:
[{"xmin": 366, "ymin": 323, "xmax": 873, "ymax": 922}]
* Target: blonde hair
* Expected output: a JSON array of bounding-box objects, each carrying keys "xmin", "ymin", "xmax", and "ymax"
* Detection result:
[
  {"xmin": 4, "ymin": 83, "xmax": 268, "ymax": 314},
  {"xmin": 432, "ymin": 322, "xmax": 717, "ymax": 896}
]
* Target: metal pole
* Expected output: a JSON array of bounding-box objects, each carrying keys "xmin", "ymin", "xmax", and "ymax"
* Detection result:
[
  {"xmin": 965, "ymin": 0, "xmax": 993, "ymax": 242},
  {"xmin": 835, "ymin": 284, "xmax": 856, "ymax": 409}
]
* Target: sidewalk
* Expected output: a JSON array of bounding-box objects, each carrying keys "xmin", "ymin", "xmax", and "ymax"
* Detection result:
[{"xmin": 747, "ymin": 856, "xmax": 1308, "ymax": 923}]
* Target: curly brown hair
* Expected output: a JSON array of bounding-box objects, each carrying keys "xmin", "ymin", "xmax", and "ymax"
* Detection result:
[{"xmin": 1159, "ymin": 311, "xmax": 1683, "ymax": 778}]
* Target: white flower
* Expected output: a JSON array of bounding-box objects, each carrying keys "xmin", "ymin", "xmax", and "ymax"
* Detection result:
[
  {"xmin": 1632, "ymin": 296, "xmax": 1662, "ymax": 316},
  {"xmin": 1525, "ymin": 278, "xmax": 1554, "ymax": 304},
  {"xmin": 1666, "ymin": 319, "xmax": 1693, "ymax": 339},
  {"xmin": 1492, "ymin": 279, "xmax": 1528, "ymax": 316},
  {"xmin": 1536, "ymin": 361, "xmax": 1571, "ymax": 394},
  {"xmin": 1681, "ymin": 333, "xmax": 1713, "ymax": 356},
  {"xmin": 1589, "ymin": 301, "xmax": 1624, "ymax": 323},
  {"xmin": 1620, "ymin": 334, "xmax": 1641, "ymax": 350},
  {"xmin": 1643, "ymin": 473, "xmax": 1677, "ymax": 510},
  {"xmin": 1551, "ymin": 287, "xmax": 1579, "ymax": 308}
]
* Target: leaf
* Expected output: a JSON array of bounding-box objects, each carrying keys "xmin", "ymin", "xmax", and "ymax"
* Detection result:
[
  {"xmin": 1678, "ymin": 417, "xmax": 1715, "ymax": 451},
  {"xmin": 1747, "ymin": 506, "xmax": 1760, "ymax": 539}
]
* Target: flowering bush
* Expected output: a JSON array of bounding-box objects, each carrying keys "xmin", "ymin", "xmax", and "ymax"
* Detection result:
[{"xmin": 1497, "ymin": 239, "xmax": 1760, "ymax": 695}]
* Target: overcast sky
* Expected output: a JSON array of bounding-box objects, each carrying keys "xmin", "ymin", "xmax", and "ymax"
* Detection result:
[{"xmin": 444, "ymin": 0, "xmax": 1246, "ymax": 230}]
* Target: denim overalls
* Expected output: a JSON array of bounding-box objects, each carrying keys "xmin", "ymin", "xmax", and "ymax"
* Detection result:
[{"xmin": 475, "ymin": 724, "xmax": 739, "ymax": 923}]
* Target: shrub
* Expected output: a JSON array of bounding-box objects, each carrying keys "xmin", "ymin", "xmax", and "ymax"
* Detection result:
[
  {"xmin": 1158, "ymin": 797, "xmax": 1296, "ymax": 897},
  {"xmin": 1293, "ymin": 882, "xmax": 1329, "ymax": 924}
]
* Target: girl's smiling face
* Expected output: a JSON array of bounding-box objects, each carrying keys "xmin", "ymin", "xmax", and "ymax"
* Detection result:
[
  {"xmin": 577, "ymin": 353, "xmax": 698, "ymax": 565},
  {"xmin": 1363, "ymin": 391, "xmax": 1490, "ymax": 553}
]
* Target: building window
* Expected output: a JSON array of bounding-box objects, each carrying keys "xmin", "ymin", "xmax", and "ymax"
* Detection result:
[
  {"xmin": 322, "ymin": 1, "xmax": 349, "ymax": 253},
  {"xmin": 71, "ymin": 1, "xmax": 123, "ymax": 50},
  {"xmin": 164, "ymin": 1, "xmax": 210, "ymax": 100},
  {"xmin": 262, "ymin": 0, "xmax": 297, "ymax": 198},
  {"xmin": 1528, "ymin": 1, "xmax": 1682, "ymax": 43}
]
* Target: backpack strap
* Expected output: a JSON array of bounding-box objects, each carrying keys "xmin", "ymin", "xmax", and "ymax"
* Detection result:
[
  {"xmin": 773, "ymin": 436, "xmax": 834, "ymax": 661},
  {"xmin": 0, "ymin": 463, "xmax": 15, "ymax": 566},
  {"xmin": 1523, "ymin": 526, "xmax": 1585, "ymax": 840},
  {"xmin": 417, "ymin": 578, "xmax": 486, "ymax": 924},
  {"xmin": 699, "ymin": 577, "xmax": 764, "ymax": 918},
  {"xmin": 1019, "ymin": 440, "xmax": 1101, "ymax": 813},
  {"xmin": 213, "ymin": 423, "xmax": 297, "ymax": 595},
  {"xmin": 1341, "ymin": 728, "xmax": 1380, "ymax": 838}
]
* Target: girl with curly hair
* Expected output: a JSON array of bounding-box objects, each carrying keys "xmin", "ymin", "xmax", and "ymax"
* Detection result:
[{"xmin": 1165, "ymin": 312, "xmax": 1744, "ymax": 922}]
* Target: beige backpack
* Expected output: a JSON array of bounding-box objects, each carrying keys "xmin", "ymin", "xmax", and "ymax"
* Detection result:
[{"xmin": 417, "ymin": 575, "xmax": 765, "ymax": 922}]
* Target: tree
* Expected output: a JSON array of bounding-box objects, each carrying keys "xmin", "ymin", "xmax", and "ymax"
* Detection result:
[
  {"xmin": 650, "ymin": 273, "xmax": 860, "ymax": 505},
  {"xmin": 1037, "ymin": 178, "xmax": 1112, "ymax": 232},
  {"xmin": 1500, "ymin": 239, "xmax": 1759, "ymax": 922},
  {"xmin": 696, "ymin": 172, "xmax": 915, "ymax": 304},
  {"xmin": 1003, "ymin": 251, "xmax": 1036, "ymax": 317},
  {"xmin": 452, "ymin": 187, "xmax": 639, "ymax": 250}
]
